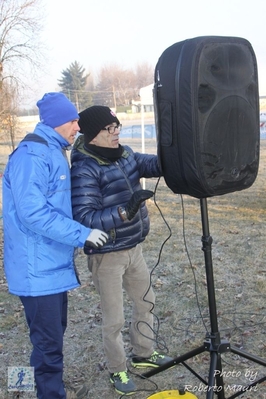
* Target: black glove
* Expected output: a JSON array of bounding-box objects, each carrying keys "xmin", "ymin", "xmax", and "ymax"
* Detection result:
[
  {"xmin": 119, "ymin": 190, "xmax": 154, "ymax": 221},
  {"xmin": 85, "ymin": 229, "xmax": 108, "ymax": 249}
]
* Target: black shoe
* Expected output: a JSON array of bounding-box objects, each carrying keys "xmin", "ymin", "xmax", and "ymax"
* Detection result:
[
  {"xmin": 131, "ymin": 350, "xmax": 174, "ymax": 368},
  {"xmin": 110, "ymin": 371, "xmax": 136, "ymax": 395}
]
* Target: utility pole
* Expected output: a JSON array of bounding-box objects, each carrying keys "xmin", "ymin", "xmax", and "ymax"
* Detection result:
[
  {"xmin": 75, "ymin": 91, "xmax": 79, "ymax": 112},
  {"xmin": 112, "ymin": 86, "xmax": 117, "ymax": 111}
]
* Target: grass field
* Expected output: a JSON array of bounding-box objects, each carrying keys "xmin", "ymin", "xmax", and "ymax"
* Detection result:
[{"xmin": 0, "ymin": 134, "xmax": 266, "ymax": 399}]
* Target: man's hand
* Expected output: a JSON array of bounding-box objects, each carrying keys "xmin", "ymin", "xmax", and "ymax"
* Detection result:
[
  {"xmin": 118, "ymin": 190, "xmax": 154, "ymax": 221},
  {"xmin": 85, "ymin": 229, "xmax": 108, "ymax": 249}
]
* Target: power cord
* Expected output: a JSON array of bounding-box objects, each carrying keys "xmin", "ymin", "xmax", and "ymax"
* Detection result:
[
  {"xmin": 134, "ymin": 176, "xmax": 173, "ymax": 354},
  {"xmin": 136, "ymin": 178, "xmax": 211, "ymax": 351},
  {"xmin": 180, "ymin": 194, "xmax": 209, "ymax": 334}
]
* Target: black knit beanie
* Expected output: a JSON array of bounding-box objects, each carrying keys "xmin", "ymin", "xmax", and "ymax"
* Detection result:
[{"xmin": 78, "ymin": 106, "xmax": 120, "ymax": 143}]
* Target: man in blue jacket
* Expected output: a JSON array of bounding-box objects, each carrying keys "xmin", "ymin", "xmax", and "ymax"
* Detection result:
[
  {"xmin": 2, "ymin": 93, "xmax": 108, "ymax": 399},
  {"xmin": 71, "ymin": 106, "xmax": 173, "ymax": 395}
]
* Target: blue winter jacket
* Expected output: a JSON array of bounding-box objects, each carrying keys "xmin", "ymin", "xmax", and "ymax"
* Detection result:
[
  {"xmin": 3, "ymin": 123, "xmax": 91, "ymax": 297},
  {"xmin": 71, "ymin": 135, "xmax": 161, "ymax": 254}
]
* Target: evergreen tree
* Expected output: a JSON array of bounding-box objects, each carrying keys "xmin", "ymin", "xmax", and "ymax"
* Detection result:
[{"xmin": 58, "ymin": 61, "xmax": 92, "ymax": 111}]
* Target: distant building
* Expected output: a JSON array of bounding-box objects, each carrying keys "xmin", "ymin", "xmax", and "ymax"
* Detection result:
[
  {"xmin": 133, "ymin": 87, "xmax": 266, "ymax": 113},
  {"xmin": 260, "ymin": 96, "xmax": 266, "ymax": 110},
  {"xmin": 131, "ymin": 84, "xmax": 154, "ymax": 113}
]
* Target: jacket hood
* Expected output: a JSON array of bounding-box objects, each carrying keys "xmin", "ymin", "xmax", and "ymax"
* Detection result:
[{"xmin": 34, "ymin": 122, "xmax": 70, "ymax": 149}]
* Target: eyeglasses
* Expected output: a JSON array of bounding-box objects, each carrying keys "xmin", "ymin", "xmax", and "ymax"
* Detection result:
[{"xmin": 102, "ymin": 124, "xmax": 122, "ymax": 134}]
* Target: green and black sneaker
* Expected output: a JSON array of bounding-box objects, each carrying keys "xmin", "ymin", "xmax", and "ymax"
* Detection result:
[
  {"xmin": 110, "ymin": 371, "xmax": 136, "ymax": 395},
  {"xmin": 131, "ymin": 350, "xmax": 174, "ymax": 368}
]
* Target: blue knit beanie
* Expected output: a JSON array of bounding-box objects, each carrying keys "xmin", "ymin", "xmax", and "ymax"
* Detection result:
[{"xmin": 37, "ymin": 92, "xmax": 79, "ymax": 128}]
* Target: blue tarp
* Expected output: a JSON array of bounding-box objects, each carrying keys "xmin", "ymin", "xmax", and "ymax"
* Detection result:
[
  {"xmin": 121, "ymin": 124, "xmax": 155, "ymax": 139},
  {"xmin": 260, "ymin": 130, "xmax": 266, "ymax": 140}
]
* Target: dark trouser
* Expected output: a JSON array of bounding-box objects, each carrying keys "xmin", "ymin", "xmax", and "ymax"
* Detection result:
[{"xmin": 20, "ymin": 292, "xmax": 68, "ymax": 399}]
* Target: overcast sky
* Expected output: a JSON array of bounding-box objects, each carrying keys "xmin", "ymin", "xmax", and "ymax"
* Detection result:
[{"xmin": 27, "ymin": 0, "xmax": 266, "ymax": 107}]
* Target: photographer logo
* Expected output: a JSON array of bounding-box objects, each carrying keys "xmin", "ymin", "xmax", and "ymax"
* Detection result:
[{"xmin": 8, "ymin": 366, "xmax": 34, "ymax": 391}]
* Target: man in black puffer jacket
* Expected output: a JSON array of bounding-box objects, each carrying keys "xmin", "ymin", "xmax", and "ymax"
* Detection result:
[{"xmin": 71, "ymin": 106, "xmax": 173, "ymax": 395}]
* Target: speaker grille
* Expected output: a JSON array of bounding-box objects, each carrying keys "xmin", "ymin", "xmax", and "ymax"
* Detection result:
[
  {"xmin": 155, "ymin": 36, "xmax": 260, "ymax": 198},
  {"xmin": 201, "ymin": 96, "xmax": 258, "ymax": 192}
]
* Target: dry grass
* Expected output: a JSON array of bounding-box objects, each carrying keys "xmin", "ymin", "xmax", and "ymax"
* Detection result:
[{"xmin": 0, "ymin": 138, "xmax": 266, "ymax": 398}]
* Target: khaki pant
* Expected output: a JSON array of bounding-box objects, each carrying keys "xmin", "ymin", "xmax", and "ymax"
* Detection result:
[{"xmin": 87, "ymin": 244, "xmax": 155, "ymax": 373}]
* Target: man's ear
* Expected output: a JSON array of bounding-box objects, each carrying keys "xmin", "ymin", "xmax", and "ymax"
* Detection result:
[{"xmin": 89, "ymin": 130, "xmax": 101, "ymax": 145}]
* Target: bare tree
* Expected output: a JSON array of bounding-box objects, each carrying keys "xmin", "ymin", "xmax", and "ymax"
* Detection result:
[
  {"xmin": 0, "ymin": 81, "xmax": 17, "ymax": 150},
  {"xmin": 0, "ymin": 0, "xmax": 45, "ymax": 148},
  {"xmin": 95, "ymin": 62, "xmax": 154, "ymax": 109},
  {"xmin": 135, "ymin": 62, "xmax": 154, "ymax": 89}
]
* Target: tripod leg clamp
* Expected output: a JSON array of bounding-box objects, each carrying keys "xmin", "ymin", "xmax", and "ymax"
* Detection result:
[{"xmin": 204, "ymin": 338, "xmax": 230, "ymax": 353}]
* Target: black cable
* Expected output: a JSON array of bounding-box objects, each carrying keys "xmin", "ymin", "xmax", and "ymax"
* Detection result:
[
  {"xmin": 121, "ymin": 359, "xmax": 159, "ymax": 398},
  {"xmin": 136, "ymin": 178, "xmax": 209, "ymax": 351},
  {"xmin": 134, "ymin": 176, "xmax": 173, "ymax": 353},
  {"xmin": 135, "ymin": 178, "xmax": 266, "ymax": 363},
  {"xmin": 180, "ymin": 194, "xmax": 210, "ymax": 334}
]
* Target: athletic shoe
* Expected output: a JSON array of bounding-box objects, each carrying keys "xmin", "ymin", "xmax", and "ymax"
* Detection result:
[
  {"xmin": 110, "ymin": 371, "xmax": 136, "ymax": 395},
  {"xmin": 66, "ymin": 384, "xmax": 89, "ymax": 398},
  {"xmin": 131, "ymin": 350, "xmax": 174, "ymax": 368}
]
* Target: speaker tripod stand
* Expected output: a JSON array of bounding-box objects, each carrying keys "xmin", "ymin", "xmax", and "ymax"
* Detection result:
[{"xmin": 141, "ymin": 197, "xmax": 266, "ymax": 399}]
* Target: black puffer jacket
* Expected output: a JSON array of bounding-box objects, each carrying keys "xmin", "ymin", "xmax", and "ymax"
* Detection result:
[{"xmin": 70, "ymin": 135, "xmax": 161, "ymax": 254}]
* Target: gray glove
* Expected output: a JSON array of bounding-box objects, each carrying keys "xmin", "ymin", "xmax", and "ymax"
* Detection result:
[
  {"xmin": 118, "ymin": 190, "xmax": 154, "ymax": 221},
  {"xmin": 85, "ymin": 229, "xmax": 108, "ymax": 249}
]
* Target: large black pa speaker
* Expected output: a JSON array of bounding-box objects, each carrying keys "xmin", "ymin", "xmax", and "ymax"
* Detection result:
[{"xmin": 154, "ymin": 36, "xmax": 260, "ymax": 198}]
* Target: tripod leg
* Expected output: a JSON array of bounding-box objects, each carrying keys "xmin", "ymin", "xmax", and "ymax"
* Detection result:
[
  {"xmin": 231, "ymin": 345, "xmax": 266, "ymax": 367},
  {"xmin": 215, "ymin": 354, "xmax": 225, "ymax": 399},
  {"xmin": 206, "ymin": 352, "xmax": 227, "ymax": 399},
  {"xmin": 141, "ymin": 345, "xmax": 206, "ymax": 378}
]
